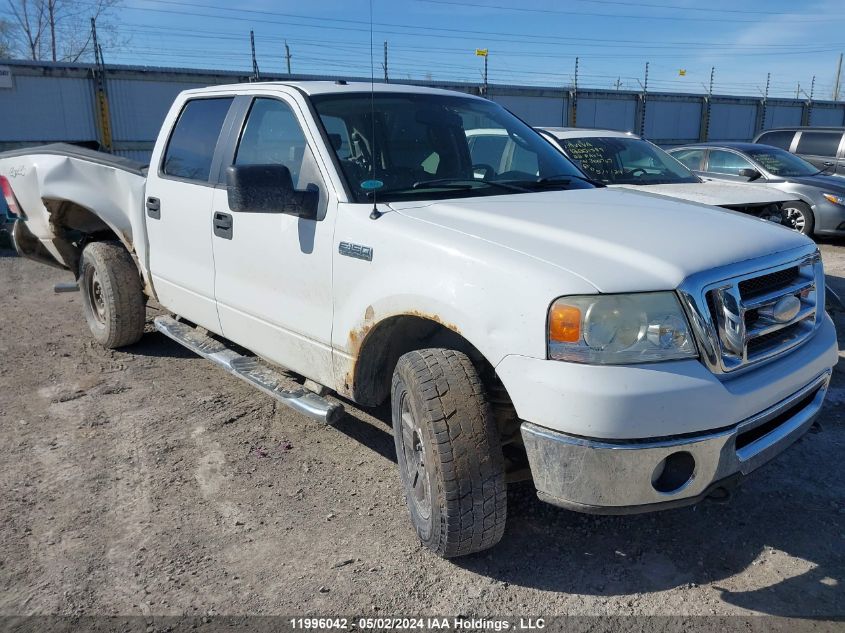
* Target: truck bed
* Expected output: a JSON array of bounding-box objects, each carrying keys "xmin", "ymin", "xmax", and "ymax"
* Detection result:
[
  {"xmin": 0, "ymin": 144, "xmax": 150, "ymax": 289},
  {"xmin": 0, "ymin": 143, "xmax": 147, "ymax": 175}
]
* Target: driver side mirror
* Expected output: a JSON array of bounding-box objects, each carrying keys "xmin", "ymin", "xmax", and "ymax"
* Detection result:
[
  {"xmin": 226, "ymin": 164, "xmax": 319, "ymax": 219},
  {"xmin": 738, "ymin": 167, "xmax": 762, "ymax": 181}
]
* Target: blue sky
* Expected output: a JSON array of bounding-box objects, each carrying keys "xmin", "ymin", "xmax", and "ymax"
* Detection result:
[{"xmin": 98, "ymin": 0, "xmax": 845, "ymax": 99}]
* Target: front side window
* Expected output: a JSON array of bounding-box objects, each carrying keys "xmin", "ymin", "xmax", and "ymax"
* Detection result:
[
  {"xmin": 311, "ymin": 92, "xmax": 592, "ymax": 202},
  {"xmin": 756, "ymin": 130, "xmax": 795, "ymax": 151},
  {"xmin": 745, "ymin": 147, "xmax": 820, "ymax": 177},
  {"xmin": 707, "ymin": 150, "xmax": 754, "ymax": 176},
  {"xmin": 162, "ymin": 98, "xmax": 233, "ymax": 181},
  {"xmin": 558, "ymin": 137, "xmax": 699, "ymax": 185},
  {"xmin": 670, "ymin": 149, "xmax": 705, "ymax": 170},
  {"xmin": 235, "ymin": 98, "xmax": 308, "ymax": 184},
  {"xmin": 795, "ymin": 131, "xmax": 842, "ymax": 157}
]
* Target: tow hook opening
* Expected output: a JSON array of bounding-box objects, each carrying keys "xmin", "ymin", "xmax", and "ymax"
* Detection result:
[
  {"xmin": 651, "ymin": 451, "xmax": 696, "ymax": 494},
  {"xmin": 706, "ymin": 486, "xmax": 733, "ymax": 504}
]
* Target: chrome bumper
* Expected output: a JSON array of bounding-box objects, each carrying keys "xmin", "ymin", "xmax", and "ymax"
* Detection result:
[{"xmin": 521, "ymin": 371, "xmax": 830, "ymax": 514}]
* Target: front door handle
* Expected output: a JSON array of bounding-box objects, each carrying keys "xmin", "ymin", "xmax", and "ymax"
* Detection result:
[
  {"xmin": 146, "ymin": 197, "xmax": 161, "ymax": 219},
  {"xmin": 213, "ymin": 212, "xmax": 233, "ymax": 240}
]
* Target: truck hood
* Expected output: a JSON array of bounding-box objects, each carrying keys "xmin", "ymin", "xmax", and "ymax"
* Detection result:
[
  {"xmin": 613, "ymin": 180, "xmax": 792, "ymax": 207},
  {"xmin": 389, "ymin": 188, "xmax": 810, "ymax": 293}
]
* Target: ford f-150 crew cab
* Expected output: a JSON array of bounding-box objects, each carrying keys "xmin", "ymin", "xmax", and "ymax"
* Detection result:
[{"xmin": 0, "ymin": 82, "xmax": 838, "ymax": 558}]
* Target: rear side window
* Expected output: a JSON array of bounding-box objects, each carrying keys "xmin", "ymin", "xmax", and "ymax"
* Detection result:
[
  {"xmin": 671, "ymin": 149, "xmax": 704, "ymax": 170},
  {"xmin": 162, "ymin": 98, "xmax": 233, "ymax": 181},
  {"xmin": 795, "ymin": 131, "xmax": 842, "ymax": 157},
  {"xmin": 756, "ymin": 130, "xmax": 795, "ymax": 151}
]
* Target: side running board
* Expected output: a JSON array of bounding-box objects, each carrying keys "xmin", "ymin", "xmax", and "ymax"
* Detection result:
[{"xmin": 154, "ymin": 315, "xmax": 344, "ymax": 425}]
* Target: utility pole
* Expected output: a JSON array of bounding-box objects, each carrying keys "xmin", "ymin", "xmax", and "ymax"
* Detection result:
[
  {"xmin": 483, "ymin": 53, "xmax": 488, "ymax": 96},
  {"xmin": 796, "ymin": 82, "xmax": 801, "ymax": 100},
  {"xmin": 383, "ymin": 41, "xmax": 389, "ymax": 83},
  {"xmin": 759, "ymin": 72, "xmax": 771, "ymax": 132},
  {"xmin": 638, "ymin": 61, "xmax": 649, "ymax": 136},
  {"xmin": 250, "ymin": 30, "xmax": 260, "ymax": 82},
  {"xmin": 701, "ymin": 66, "xmax": 714, "ymax": 141},
  {"xmin": 285, "ymin": 40, "xmax": 291, "ymax": 76},
  {"xmin": 571, "ymin": 56, "xmax": 579, "ymax": 126},
  {"xmin": 834, "ymin": 53, "xmax": 843, "ymax": 102},
  {"xmin": 90, "ymin": 17, "xmax": 112, "ymax": 152},
  {"xmin": 803, "ymin": 75, "xmax": 816, "ymax": 126},
  {"xmin": 614, "ymin": 76, "xmax": 622, "ymax": 91}
]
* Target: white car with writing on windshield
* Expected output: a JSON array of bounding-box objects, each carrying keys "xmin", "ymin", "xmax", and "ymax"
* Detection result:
[
  {"xmin": 0, "ymin": 82, "xmax": 837, "ymax": 558},
  {"xmin": 535, "ymin": 127, "xmax": 802, "ymax": 225}
]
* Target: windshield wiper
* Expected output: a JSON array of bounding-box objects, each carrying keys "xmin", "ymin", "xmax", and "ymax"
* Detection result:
[
  {"xmin": 411, "ymin": 178, "xmax": 530, "ymax": 192},
  {"xmin": 497, "ymin": 174, "xmax": 605, "ymax": 189}
]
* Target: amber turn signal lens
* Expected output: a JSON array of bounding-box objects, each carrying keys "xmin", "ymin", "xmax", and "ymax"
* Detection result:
[{"xmin": 549, "ymin": 303, "xmax": 581, "ymax": 343}]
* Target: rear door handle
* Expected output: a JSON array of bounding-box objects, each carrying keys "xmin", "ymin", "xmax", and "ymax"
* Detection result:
[
  {"xmin": 146, "ymin": 197, "xmax": 161, "ymax": 219},
  {"xmin": 213, "ymin": 212, "xmax": 233, "ymax": 240}
]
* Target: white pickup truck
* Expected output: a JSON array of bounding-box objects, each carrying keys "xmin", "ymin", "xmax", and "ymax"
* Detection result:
[{"xmin": 0, "ymin": 81, "xmax": 838, "ymax": 558}]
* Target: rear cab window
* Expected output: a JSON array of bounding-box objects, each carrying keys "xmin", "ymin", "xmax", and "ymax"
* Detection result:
[{"xmin": 162, "ymin": 97, "xmax": 234, "ymax": 182}]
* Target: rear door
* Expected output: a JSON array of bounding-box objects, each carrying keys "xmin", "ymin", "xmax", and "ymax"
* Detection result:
[
  {"xmin": 209, "ymin": 92, "xmax": 337, "ymax": 386},
  {"xmin": 145, "ymin": 96, "xmax": 236, "ymax": 333},
  {"xmin": 794, "ymin": 130, "xmax": 843, "ymax": 172}
]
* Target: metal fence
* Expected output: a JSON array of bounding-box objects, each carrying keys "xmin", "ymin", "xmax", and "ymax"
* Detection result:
[{"xmin": 1, "ymin": 59, "xmax": 844, "ymax": 163}]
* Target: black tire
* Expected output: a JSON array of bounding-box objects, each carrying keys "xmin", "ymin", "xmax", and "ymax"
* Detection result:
[
  {"xmin": 79, "ymin": 241, "xmax": 146, "ymax": 349},
  {"xmin": 391, "ymin": 348, "xmax": 507, "ymax": 558},
  {"xmin": 782, "ymin": 201, "xmax": 815, "ymax": 236}
]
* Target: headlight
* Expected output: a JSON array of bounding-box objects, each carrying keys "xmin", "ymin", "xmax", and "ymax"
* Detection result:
[
  {"xmin": 823, "ymin": 193, "xmax": 845, "ymax": 206},
  {"xmin": 548, "ymin": 292, "xmax": 697, "ymax": 364}
]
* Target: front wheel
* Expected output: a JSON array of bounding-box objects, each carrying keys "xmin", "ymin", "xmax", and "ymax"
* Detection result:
[
  {"xmin": 391, "ymin": 349, "xmax": 507, "ymax": 558},
  {"xmin": 782, "ymin": 201, "xmax": 815, "ymax": 236}
]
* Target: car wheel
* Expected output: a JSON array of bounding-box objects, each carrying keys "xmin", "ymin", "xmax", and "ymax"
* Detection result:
[
  {"xmin": 782, "ymin": 202, "xmax": 815, "ymax": 236},
  {"xmin": 391, "ymin": 348, "xmax": 507, "ymax": 558},
  {"xmin": 79, "ymin": 241, "xmax": 146, "ymax": 348}
]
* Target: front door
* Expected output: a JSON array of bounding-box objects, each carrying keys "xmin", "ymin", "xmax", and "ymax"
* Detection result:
[
  {"xmin": 210, "ymin": 95, "xmax": 337, "ymax": 386},
  {"xmin": 145, "ymin": 96, "xmax": 234, "ymax": 333}
]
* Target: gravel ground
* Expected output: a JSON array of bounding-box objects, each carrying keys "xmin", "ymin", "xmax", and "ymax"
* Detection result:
[{"xmin": 0, "ymin": 242, "xmax": 843, "ymax": 622}]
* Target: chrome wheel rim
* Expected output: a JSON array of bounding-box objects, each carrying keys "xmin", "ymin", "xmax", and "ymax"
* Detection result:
[
  {"xmin": 86, "ymin": 269, "xmax": 107, "ymax": 326},
  {"xmin": 400, "ymin": 394, "xmax": 432, "ymax": 520},
  {"xmin": 784, "ymin": 207, "xmax": 806, "ymax": 232}
]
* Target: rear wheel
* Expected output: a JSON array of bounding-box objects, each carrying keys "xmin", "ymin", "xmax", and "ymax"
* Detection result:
[
  {"xmin": 782, "ymin": 201, "xmax": 815, "ymax": 236},
  {"xmin": 79, "ymin": 241, "xmax": 146, "ymax": 348},
  {"xmin": 391, "ymin": 348, "xmax": 507, "ymax": 558}
]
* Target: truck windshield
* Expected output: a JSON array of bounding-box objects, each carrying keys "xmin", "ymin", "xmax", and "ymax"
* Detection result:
[
  {"xmin": 310, "ymin": 92, "xmax": 593, "ymax": 203},
  {"xmin": 557, "ymin": 136, "xmax": 700, "ymax": 185},
  {"xmin": 743, "ymin": 147, "xmax": 820, "ymax": 177}
]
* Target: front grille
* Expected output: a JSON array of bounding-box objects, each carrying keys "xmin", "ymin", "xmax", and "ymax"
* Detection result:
[
  {"xmin": 738, "ymin": 266, "xmax": 800, "ymax": 298},
  {"xmin": 683, "ymin": 248, "xmax": 822, "ymax": 375}
]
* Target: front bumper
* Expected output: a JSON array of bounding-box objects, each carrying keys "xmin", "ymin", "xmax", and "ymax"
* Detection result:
[{"xmin": 521, "ymin": 371, "xmax": 830, "ymax": 514}]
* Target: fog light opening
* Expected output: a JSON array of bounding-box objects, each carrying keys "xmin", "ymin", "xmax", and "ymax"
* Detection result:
[{"xmin": 651, "ymin": 451, "xmax": 696, "ymax": 494}]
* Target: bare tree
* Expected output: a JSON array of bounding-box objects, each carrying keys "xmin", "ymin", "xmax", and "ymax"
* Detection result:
[
  {"xmin": 5, "ymin": 0, "xmax": 122, "ymax": 62},
  {"xmin": 0, "ymin": 19, "xmax": 13, "ymax": 58}
]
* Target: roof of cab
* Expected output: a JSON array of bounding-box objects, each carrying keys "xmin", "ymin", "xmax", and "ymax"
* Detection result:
[
  {"xmin": 181, "ymin": 80, "xmax": 485, "ymax": 99},
  {"xmin": 541, "ymin": 127, "xmax": 636, "ymax": 139}
]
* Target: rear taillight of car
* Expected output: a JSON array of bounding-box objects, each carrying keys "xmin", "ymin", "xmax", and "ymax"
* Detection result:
[{"xmin": 0, "ymin": 175, "xmax": 23, "ymax": 218}]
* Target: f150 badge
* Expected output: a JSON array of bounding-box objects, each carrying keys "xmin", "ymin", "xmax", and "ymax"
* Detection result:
[{"xmin": 339, "ymin": 242, "xmax": 373, "ymax": 262}]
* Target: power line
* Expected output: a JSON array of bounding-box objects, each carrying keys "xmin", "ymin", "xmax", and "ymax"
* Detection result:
[{"xmin": 413, "ymin": 0, "xmax": 843, "ymax": 23}]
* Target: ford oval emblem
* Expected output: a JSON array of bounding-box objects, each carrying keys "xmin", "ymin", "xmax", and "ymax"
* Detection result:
[{"xmin": 772, "ymin": 295, "xmax": 801, "ymax": 323}]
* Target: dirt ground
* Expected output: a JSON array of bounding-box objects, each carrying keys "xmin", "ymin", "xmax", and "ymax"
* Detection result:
[{"xmin": 0, "ymin": 242, "xmax": 843, "ymax": 622}]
